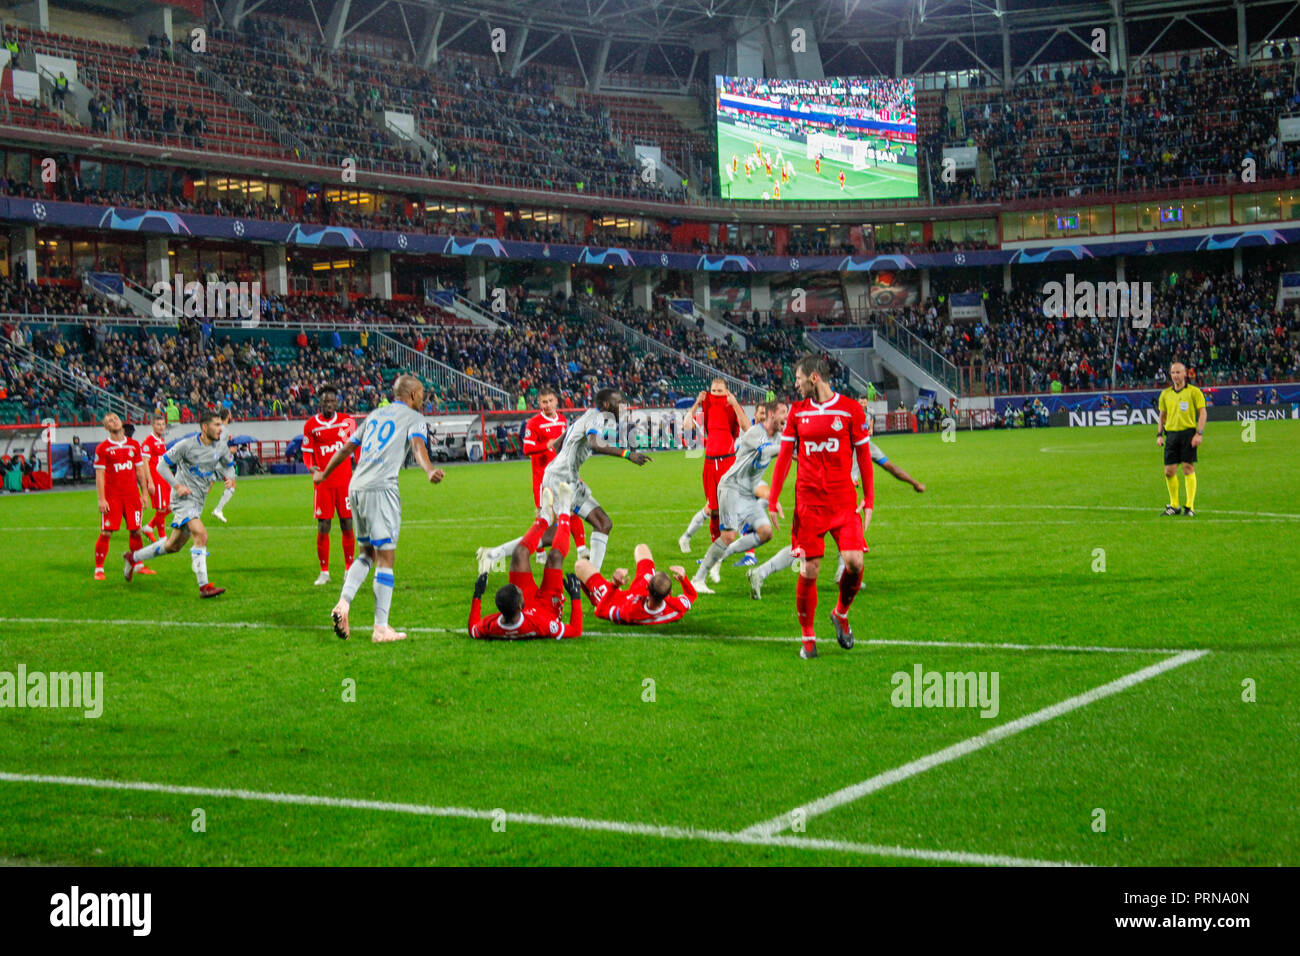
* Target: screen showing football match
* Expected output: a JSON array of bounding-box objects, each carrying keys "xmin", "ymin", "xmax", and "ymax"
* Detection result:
[{"xmin": 715, "ymin": 74, "xmax": 918, "ymax": 202}]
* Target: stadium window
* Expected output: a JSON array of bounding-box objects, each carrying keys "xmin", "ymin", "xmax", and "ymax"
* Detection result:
[
  {"xmin": 1233, "ymin": 197, "xmax": 1259, "ymax": 224},
  {"xmin": 1086, "ymin": 206, "xmax": 1113, "ymax": 236},
  {"xmin": 124, "ymin": 165, "xmax": 146, "ymax": 194},
  {"xmin": 1114, "ymin": 204, "xmax": 1138, "ymax": 233},
  {"xmin": 6, "ymin": 150, "xmax": 30, "ymax": 184},
  {"xmin": 1022, "ymin": 212, "xmax": 1045, "ymax": 240},
  {"xmin": 103, "ymin": 163, "xmax": 124, "ymax": 192},
  {"xmin": 1207, "ymin": 196, "xmax": 1231, "ymax": 226},
  {"xmin": 1000, "ymin": 213, "xmax": 1022, "ymax": 242},
  {"xmin": 81, "ymin": 160, "xmax": 103, "ymax": 190}
]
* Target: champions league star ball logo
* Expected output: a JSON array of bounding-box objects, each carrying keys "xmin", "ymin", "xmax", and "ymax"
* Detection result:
[
  {"xmin": 32, "ymin": 202, "xmax": 47, "ymax": 221},
  {"xmin": 660, "ymin": 254, "xmax": 669, "ymax": 266},
  {"xmin": 398, "ymin": 234, "xmax": 408, "ymax": 249},
  {"xmin": 233, "ymin": 220, "xmax": 245, "ymax": 236},
  {"xmin": 954, "ymin": 253, "xmax": 966, "ymax": 264},
  {"xmin": 790, "ymin": 258, "xmax": 800, "ymax": 270}
]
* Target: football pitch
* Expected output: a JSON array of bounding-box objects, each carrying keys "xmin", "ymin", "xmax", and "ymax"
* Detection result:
[
  {"xmin": 1, "ymin": 422, "xmax": 1297, "ymax": 866},
  {"xmin": 716, "ymin": 123, "xmax": 919, "ymax": 202}
]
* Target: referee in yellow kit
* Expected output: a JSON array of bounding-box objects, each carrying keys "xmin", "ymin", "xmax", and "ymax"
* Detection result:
[{"xmin": 1156, "ymin": 362, "xmax": 1207, "ymax": 516}]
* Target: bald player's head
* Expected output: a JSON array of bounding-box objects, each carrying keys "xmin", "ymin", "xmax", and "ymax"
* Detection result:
[{"xmin": 393, "ymin": 374, "xmax": 423, "ymax": 403}]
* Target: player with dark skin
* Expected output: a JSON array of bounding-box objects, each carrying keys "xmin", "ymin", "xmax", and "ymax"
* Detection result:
[
  {"xmin": 308, "ymin": 388, "xmax": 354, "ymax": 545},
  {"xmin": 537, "ymin": 388, "xmax": 650, "ymax": 549}
]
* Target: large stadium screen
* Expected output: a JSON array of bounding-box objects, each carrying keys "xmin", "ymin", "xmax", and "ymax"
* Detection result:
[{"xmin": 715, "ymin": 74, "xmax": 918, "ymax": 202}]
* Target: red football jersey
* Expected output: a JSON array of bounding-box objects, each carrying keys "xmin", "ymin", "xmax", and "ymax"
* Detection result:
[
  {"xmin": 303, "ymin": 413, "xmax": 357, "ymax": 485},
  {"xmin": 599, "ymin": 562, "xmax": 697, "ymax": 626},
  {"xmin": 94, "ymin": 437, "xmax": 143, "ymax": 498},
  {"xmin": 701, "ymin": 393, "xmax": 740, "ymax": 457},
  {"xmin": 469, "ymin": 600, "xmax": 569, "ymax": 639},
  {"xmin": 522, "ymin": 412, "xmax": 566, "ymax": 466},
  {"xmin": 781, "ymin": 392, "xmax": 870, "ymax": 511},
  {"xmin": 139, "ymin": 433, "xmax": 167, "ymax": 481}
]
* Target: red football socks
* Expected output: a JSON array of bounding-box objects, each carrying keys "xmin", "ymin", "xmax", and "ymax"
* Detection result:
[
  {"xmin": 128, "ymin": 532, "xmax": 143, "ymax": 556},
  {"xmin": 341, "ymin": 530, "xmax": 355, "ymax": 569},
  {"xmin": 552, "ymin": 515, "xmax": 572, "ymax": 557},
  {"xmin": 836, "ymin": 566, "xmax": 862, "ymax": 616},
  {"xmin": 571, "ymin": 518, "xmax": 586, "ymax": 548},
  {"xmin": 520, "ymin": 516, "xmax": 550, "ymax": 554},
  {"xmin": 93, "ymin": 533, "xmax": 111, "ymax": 568},
  {"xmin": 796, "ymin": 574, "xmax": 817, "ymax": 639},
  {"xmin": 709, "ymin": 510, "xmax": 721, "ymax": 541},
  {"xmin": 317, "ymin": 532, "xmax": 330, "ymax": 571}
]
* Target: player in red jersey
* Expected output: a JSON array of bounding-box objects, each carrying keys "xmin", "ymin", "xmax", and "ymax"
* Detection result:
[
  {"xmin": 574, "ymin": 544, "xmax": 696, "ymax": 626},
  {"xmin": 469, "ymin": 483, "xmax": 584, "ymax": 639},
  {"xmin": 838, "ymin": 170, "xmax": 846, "ymax": 190},
  {"xmin": 138, "ymin": 411, "xmax": 170, "ymax": 544},
  {"xmin": 521, "ymin": 386, "xmax": 585, "ymax": 558},
  {"xmin": 678, "ymin": 379, "xmax": 750, "ymax": 556},
  {"xmin": 93, "ymin": 413, "xmax": 151, "ymax": 580},
  {"xmin": 765, "ymin": 354, "xmax": 873, "ymax": 659},
  {"xmin": 302, "ymin": 386, "xmax": 357, "ymax": 586}
]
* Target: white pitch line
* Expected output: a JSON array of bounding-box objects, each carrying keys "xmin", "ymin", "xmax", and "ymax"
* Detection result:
[
  {"xmin": 0, "ymin": 617, "xmax": 1195, "ymax": 654},
  {"xmin": 740, "ymin": 649, "xmax": 1209, "ymax": 838},
  {"xmin": 0, "ymin": 771, "xmax": 1081, "ymax": 867}
]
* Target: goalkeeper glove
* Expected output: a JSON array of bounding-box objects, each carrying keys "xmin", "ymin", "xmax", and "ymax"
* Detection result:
[
  {"xmin": 473, "ymin": 573, "xmax": 488, "ymax": 601},
  {"xmin": 563, "ymin": 573, "xmax": 583, "ymax": 601}
]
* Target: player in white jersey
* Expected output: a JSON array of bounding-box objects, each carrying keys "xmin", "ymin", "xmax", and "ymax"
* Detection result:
[
  {"xmin": 747, "ymin": 433, "xmax": 926, "ymax": 598},
  {"xmin": 476, "ymin": 387, "xmax": 650, "ymax": 575},
  {"xmin": 211, "ymin": 407, "xmax": 236, "ymax": 522},
  {"xmin": 691, "ymin": 401, "xmax": 787, "ymax": 593},
  {"xmin": 124, "ymin": 409, "xmax": 235, "ymax": 597},
  {"xmin": 313, "ymin": 375, "xmax": 445, "ymax": 643}
]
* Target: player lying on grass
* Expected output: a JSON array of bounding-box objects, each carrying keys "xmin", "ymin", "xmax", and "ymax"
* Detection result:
[
  {"xmin": 478, "ymin": 387, "xmax": 650, "ymax": 575},
  {"xmin": 691, "ymin": 401, "xmax": 788, "ymax": 593},
  {"xmin": 469, "ymin": 484, "xmax": 584, "ymax": 639},
  {"xmin": 124, "ymin": 410, "xmax": 234, "ymax": 598},
  {"xmin": 574, "ymin": 544, "xmax": 696, "ymax": 626}
]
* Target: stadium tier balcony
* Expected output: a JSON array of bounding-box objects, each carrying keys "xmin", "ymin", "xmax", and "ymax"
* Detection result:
[{"xmin": 5, "ymin": 25, "xmax": 290, "ymax": 160}]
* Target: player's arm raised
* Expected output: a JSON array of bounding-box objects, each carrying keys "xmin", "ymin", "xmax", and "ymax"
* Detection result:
[
  {"xmin": 727, "ymin": 390, "xmax": 751, "ymax": 431},
  {"xmin": 468, "ymin": 572, "xmax": 488, "ymax": 637},
  {"xmin": 563, "ymin": 573, "xmax": 584, "ymax": 638},
  {"xmin": 670, "ymin": 565, "xmax": 697, "ymax": 604}
]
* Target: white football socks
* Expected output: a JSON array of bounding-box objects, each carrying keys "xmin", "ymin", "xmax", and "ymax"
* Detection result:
[
  {"xmin": 189, "ymin": 547, "xmax": 209, "ymax": 587},
  {"xmin": 132, "ymin": 540, "xmax": 166, "ymax": 563},
  {"xmin": 489, "ymin": 536, "xmax": 523, "ymax": 563},
  {"xmin": 754, "ymin": 545, "xmax": 794, "ymax": 581},
  {"xmin": 588, "ymin": 532, "xmax": 609, "ymax": 572},
  {"xmin": 340, "ymin": 554, "xmax": 373, "ymax": 604},
  {"xmin": 373, "ymin": 568, "xmax": 394, "ymax": 627},
  {"xmin": 215, "ymin": 486, "xmax": 235, "ymax": 512},
  {"xmin": 683, "ymin": 506, "xmax": 709, "ymax": 540}
]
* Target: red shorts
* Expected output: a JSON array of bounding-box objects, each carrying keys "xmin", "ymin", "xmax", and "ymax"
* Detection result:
[
  {"xmin": 314, "ymin": 482, "xmax": 353, "ymax": 520},
  {"xmin": 150, "ymin": 480, "xmax": 171, "ymax": 512},
  {"xmin": 510, "ymin": 568, "xmax": 565, "ymax": 615},
  {"xmin": 703, "ymin": 456, "xmax": 734, "ymax": 510},
  {"xmin": 790, "ymin": 505, "xmax": 865, "ymax": 561},
  {"xmin": 101, "ymin": 494, "xmax": 142, "ymax": 533}
]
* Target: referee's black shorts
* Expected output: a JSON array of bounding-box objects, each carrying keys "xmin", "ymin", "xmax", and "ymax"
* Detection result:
[{"xmin": 1164, "ymin": 427, "xmax": 1198, "ymax": 465}]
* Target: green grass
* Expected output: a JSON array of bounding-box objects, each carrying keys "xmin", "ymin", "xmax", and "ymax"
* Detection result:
[
  {"xmin": 716, "ymin": 123, "xmax": 918, "ymax": 202},
  {"xmin": 1, "ymin": 421, "xmax": 1297, "ymax": 865}
]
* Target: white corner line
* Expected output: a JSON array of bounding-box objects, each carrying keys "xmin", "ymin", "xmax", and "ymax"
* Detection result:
[
  {"xmin": 739, "ymin": 649, "xmax": 1210, "ymax": 839},
  {"xmin": 0, "ymin": 771, "xmax": 1083, "ymax": 867},
  {"xmin": 0, "ymin": 617, "xmax": 1201, "ymax": 655}
]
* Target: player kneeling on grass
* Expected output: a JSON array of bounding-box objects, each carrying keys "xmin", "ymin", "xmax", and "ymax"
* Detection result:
[
  {"xmin": 691, "ymin": 401, "xmax": 788, "ymax": 593},
  {"xmin": 469, "ymin": 484, "xmax": 584, "ymax": 639},
  {"xmin": 575, "ymin": 544, "xmax": 696, "ymax": 626},
  {"xmin": 317, "ymin": 375, "xmax": 445, "ymax": 644},
  {"xmin": 124, "ymin": 410, "xmax": 234, "ymax": 598}
]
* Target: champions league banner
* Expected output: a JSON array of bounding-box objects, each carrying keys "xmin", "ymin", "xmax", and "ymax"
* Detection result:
[
  {"xmin": 11, "ymin": 197, "xmax": 1300, "ymax": 274},
  {"xmin": 998, "ymin": 384, "xmax": 1300, "ymax": 419}
]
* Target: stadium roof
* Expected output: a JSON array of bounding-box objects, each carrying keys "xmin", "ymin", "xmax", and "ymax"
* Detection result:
[{"xmin": 221, "ymin": 0, "xmax": 1300, "ymax": 83}]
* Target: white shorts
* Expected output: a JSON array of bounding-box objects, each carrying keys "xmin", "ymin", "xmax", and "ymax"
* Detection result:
[
  {"xmin": 351, "ymin": 485, "xmax": 402, "ymax": 550},
  {"xmin": 540, "ymin": 475, "xmax": 600, "ymax": 520},
  {"xmin": 718, "ymin": 486, "xmax": 770, "ymax": 535}
]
